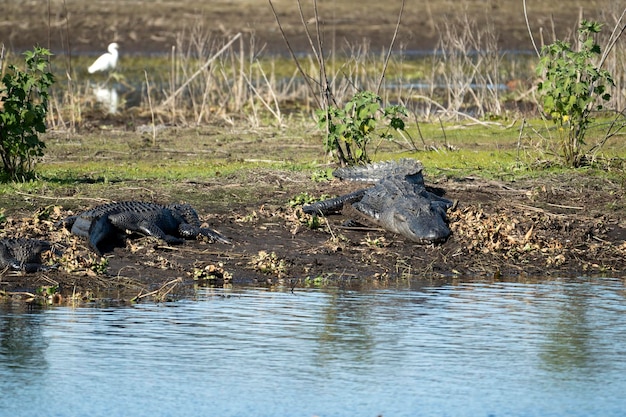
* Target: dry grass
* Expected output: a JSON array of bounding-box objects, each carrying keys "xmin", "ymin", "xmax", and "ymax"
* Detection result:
[
  {"xmin": 1, "ymin": 0, "xmax": 624, "ymax": 165},
  {"xmin": 40, "ymin": 17, "xmax": 537, "ymax": 132}
]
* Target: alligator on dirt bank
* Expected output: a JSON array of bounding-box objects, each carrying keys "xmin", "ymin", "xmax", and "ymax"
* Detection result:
[
  {"xmin": 0, "ymin": 238, "xmax": 54, "ymax": 272},
  {"xmin": 59, "ymin": 201, "xmax": 229, "ymax": 255},
  {"xmin": 302, "ymin": 159, "xmax": 453, "ymax": 244}
]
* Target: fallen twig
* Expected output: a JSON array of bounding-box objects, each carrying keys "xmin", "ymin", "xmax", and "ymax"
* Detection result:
[
  {"xmin": 546, "ymin": 202, "xmax": 584, "ymax": 210},
  {"xmin": 131, "ymin": 277, "xmax": 183, "ymax": 302}
]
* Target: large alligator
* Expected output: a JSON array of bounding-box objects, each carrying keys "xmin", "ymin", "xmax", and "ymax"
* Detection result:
[
  {"xmin": 0, "ymin": 238, "xmax": 54, "ymax": 272},
  {"xmin": 59, "ymin": 201, "xmax": 229, "ymax": 255},
  {"xmin": 302, "ymin": 159, "xmax": 453, "ymax": 244}
]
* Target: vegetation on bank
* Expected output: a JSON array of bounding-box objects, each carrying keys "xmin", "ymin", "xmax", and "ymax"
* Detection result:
[
  {"xmin": 0, "ymin": 115, "xmax": 624, "ymax": 215},
  {"xmin": 1, "ymin": 5, "xmax": 625, "ymax": 187},
  {"xmin": 0, "ymin": 47, "xmax": 53, "ymax": 181}
]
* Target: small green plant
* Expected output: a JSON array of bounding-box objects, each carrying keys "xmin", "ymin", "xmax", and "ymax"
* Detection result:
[
  {"xmin": 90, "ymin": 256, "xmax": 109, "ymax": 275},
  {"xmin": 288, "ymin": 191, "xmax": 330, "ymax": 207},
  {"xmin": 304, "ymin": 274, "xmax": 330, "ymax": 287},
  {"xmin": 316, "ymin": 90, "xmax": 407, "ymax": 165},
  {"xmin": 363, "ymin": 235, "xmax": 388, "ymax": 248},
  {"xmin": 0, "ymin": 47, "xmax": 54, "ymax": 181},
  {"xmin": 311, "ymin": 168, "xmax": 333, "ymax": 182},
  {"xmin": 536, "ymin": 21, "xmax": 613, "ymax": 167}
]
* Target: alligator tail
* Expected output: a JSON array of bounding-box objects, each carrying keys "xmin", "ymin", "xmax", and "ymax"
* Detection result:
[{"xmin": 302, "ymin": 189, "xmax": 367, "ymax": 215}]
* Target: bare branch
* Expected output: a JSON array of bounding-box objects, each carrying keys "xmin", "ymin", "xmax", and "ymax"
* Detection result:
[
  {"xmin": 268, "ymin": 0, "xmax": 322, "ymax": 108},
  {"xmin": 376, "ymin": 0, "xmax": 405, "ymax": 94},
  {"xmin": 523, "ymin": 0, "xmax": 540, "ymax": 57}
]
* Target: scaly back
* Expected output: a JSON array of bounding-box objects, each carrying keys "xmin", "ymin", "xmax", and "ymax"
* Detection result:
[{"xmin": 333, "ymin": 159, "xmax": 423, "ymax": 182}]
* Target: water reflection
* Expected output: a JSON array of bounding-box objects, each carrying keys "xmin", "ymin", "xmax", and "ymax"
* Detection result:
[
  {"xmin": 315, "ymin": 291, "xmax": 376, "ymax": 364},
  {"xmin": 538, "ymin": 281, "xmax": 620, "ymax": 374},
  {"xmin": 92, "ymin": 84, "xmax": 119, "ymax": 114},
  {"xmin": 0, "ymin": 302, "xmax": 48, "ymax": 373},
  {"xmin": 1, "ymin": 278, "xmax": 626, "ymax": 417}
]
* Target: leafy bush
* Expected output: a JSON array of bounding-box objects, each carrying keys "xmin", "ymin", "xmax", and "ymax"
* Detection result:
[
  {"xmin": 316, "ymin": 90, "xmax": 407, "ymax": 165},
  {"xmin": 536, "ymin": 21, "xmax": 613, "ymax": 167},
  {"xmin": 0, "ymin": 47, "xmax": 54, "ymax": 181}
]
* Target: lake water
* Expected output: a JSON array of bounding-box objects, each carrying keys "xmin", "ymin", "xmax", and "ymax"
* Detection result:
[{"xmin": 1, "ymin": 277, "xmax": 626, "ymax": 417}]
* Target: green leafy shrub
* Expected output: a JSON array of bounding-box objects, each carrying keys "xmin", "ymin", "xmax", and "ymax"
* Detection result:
[
  {"xmin": 316, "ymin": 90, "xmax": 407, "ymax": 165},
  {"xmin": 536, "ymin": 21, "xmax": 613, "ymax": 167},
  {"xmin": 0, "ymin": 47, "xmax": 54, "ymax": 181}
]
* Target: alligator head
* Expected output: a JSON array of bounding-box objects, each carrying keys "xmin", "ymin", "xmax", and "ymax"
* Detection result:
[
  {"xmin": 391, "ymin": 199, "xmax": 451, "ymax": 244},
  {"xmin": 355, "ymin": 189, "xmax": 453, "ymax": 244}
]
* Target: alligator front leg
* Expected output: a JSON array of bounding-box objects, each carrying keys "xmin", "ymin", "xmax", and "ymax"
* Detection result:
[
  {"xmin": 178, "ymin": 224, "xmax": 230, "ymax": 244},
  {"xmin": 199, "ymin": 227, "xmax": 230, "ymax": 244},
  {"xmin": 0, "ymin": 243, "xmax": 24, "ymax": 271},
  {"xmin": 136, "ymin": 220, "xmax": 185, "ymax": 245},
  {"xmin": 0, "ymin": 239, "xmax": 54, "ymax": 272}
]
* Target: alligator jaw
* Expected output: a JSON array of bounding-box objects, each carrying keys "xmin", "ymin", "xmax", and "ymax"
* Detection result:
[
  {"xmin": 391, "ymin": 212, "xmax": 451, "ymax": 244},
  {"xmin": 350, "ymin": 188, "xmax": 452, "ymax": 245}
]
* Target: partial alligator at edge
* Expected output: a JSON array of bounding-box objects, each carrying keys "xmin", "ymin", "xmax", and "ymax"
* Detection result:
[
  {"xmin": 58, "ymin": 201, "xmax": 229, "ymax": 255},
  {"xmin": 0, "ymin": 238, "xmax": 54, "ymax": 272},
  {"xmin": 302, "ymin": 159, "xmax": 453, "ymax": 244}
]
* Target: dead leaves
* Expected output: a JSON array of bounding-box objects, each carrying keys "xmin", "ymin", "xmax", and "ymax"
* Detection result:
[
  {"xmin": 449, "ymin": 205, "xmax": 569, "ymax": 268},
  {"xmin": 249, "ymin": 250, "xmax": 288, "ymax": 279},
  {"xmin": 449, "ymin": 202, "xmax": 625, "ymax": 272},
  {"xmin": 192, "ymin": 262, "xmax": 232, "ymax": 284},
  {"xmin": 451, "ymin": 207, "xmax": 540, "ymax": 254}
]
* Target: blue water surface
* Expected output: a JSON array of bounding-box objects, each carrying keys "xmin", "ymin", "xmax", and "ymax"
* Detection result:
[{"xmin": 1, "ymin": 277, "xmax": 625, "ymax": 417}]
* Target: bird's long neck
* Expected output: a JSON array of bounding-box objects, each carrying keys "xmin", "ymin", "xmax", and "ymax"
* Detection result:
[{"xmin": 109, "ymin": 46, "xmax": 118, "ymax": 58}]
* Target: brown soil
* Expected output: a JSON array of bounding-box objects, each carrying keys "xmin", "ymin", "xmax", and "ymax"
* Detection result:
[
  {"xmin": 0, "ymin": 0, "xmax": 614, "ymax": 55},
  {"xmin": 2, "ymin": 168, "xmax": 626, "ymax": 303}
]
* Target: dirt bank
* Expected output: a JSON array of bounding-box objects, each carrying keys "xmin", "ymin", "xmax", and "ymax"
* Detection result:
[{"xmin": 2, "ymin": 168, "xmax": 625, "ymax": 303}]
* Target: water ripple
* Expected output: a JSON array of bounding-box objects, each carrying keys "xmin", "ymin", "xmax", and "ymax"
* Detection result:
[{"xmin": 1, "ymin": 278, "xmax": 625, "ymax": 417}]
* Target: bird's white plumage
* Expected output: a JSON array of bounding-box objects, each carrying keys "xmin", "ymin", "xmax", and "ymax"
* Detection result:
[{"xmin": 88, "ymin": 43, "xmax": 119, "ymax": 74}]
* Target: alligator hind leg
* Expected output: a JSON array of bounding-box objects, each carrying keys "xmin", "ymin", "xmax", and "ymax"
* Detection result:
[
  {"xmin": 134, "ymin": 220, "xmax": 185, "ymax": 245},
  {"xmin": 88, "ymin": 216, "xmax": 127, "ymax": 255}
]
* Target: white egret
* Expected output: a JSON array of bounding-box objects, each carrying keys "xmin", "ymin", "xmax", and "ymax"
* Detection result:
[{"xmin": 88, "ymin": 43, "xmax": 119, "ymax": 74}]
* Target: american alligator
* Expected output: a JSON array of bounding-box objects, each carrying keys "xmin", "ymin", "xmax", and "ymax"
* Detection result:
[
  {"xmin": 302, "ymin": 159, "xmax": 453, "ymax": 243},
  {"xmin": 0, "ymin": 238, "xmax": 54, "ymax": 272},
  {"xmin": 59, "ymin": 201, "xmax": 229, "ymax": 255}
]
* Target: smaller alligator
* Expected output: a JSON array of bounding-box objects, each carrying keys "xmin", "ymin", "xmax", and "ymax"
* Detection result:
[
  {"xmin": 58, "ymin": 201, "xmax": 229, "ymax": 255},
  {"xmin": 0, "ymin": 238, "xmax": 54, "ymax": 273},
  {"xmin": 302, "ymin": 159, "xmax": 453, "ymax": 244}
]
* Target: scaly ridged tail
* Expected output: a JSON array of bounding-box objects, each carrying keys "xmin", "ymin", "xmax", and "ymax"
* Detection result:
[
  {"xmin": 333, "ymin": 158, "xmax": 423, "ymax": 182},
  {"xmin": 302, "ymin": 190, "xmax": 367, "ymax": 215}
]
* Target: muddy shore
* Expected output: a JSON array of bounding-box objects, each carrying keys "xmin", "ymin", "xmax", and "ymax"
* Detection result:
[{"xmin": 2, "ymin": 166, "xmax": 625, "ymax": 303}]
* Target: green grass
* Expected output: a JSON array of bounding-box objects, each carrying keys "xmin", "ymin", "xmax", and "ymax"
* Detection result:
[
  {"xmin": 40, "ymin": 121, "xmax": 626, "ymax": 178},
  {"xmin": 2, "ymin": 115, "xmax": 625, "ymax": 216}
]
